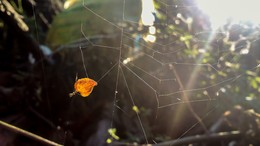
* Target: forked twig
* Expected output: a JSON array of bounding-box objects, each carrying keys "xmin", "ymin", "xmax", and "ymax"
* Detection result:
[{"xmin": 0, "ymin": 120, "xmax": 63, "ymax": 146}]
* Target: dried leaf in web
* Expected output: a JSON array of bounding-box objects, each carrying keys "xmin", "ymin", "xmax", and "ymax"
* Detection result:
[{"xmin": 73, "ymin": 78, "xmax": 97, "ymax": 97}]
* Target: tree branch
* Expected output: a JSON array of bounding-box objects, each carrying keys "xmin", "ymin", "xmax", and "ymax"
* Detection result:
[
  {"xmin": 1, "ymin": 0, "xmax": 29, "ymax": 32},
  {"xmin": 0, "ymin": 0, "xmax": 44, "ymax": 61},
  {"xmin": 152, "ymin": 131, "xmax": 241, "ymax": 146},
  {"xmin": 111, "ymin": 131, "xmax": 241, "ymax": 146}
]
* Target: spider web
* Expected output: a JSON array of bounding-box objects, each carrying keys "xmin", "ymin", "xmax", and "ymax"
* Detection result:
[{"xmin": 52, "ymin": 0, "xmax": 260, "ymax": 145}]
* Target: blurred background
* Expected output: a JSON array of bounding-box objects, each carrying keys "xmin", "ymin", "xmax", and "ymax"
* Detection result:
[{"xmin": 0, "ymin": 0, "xmax": 260, "ymax": 146}]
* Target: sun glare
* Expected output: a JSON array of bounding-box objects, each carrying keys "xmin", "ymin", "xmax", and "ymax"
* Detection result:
[
  {"xmin": 196, "ymin": 0, "xmax": 260, "ymax": 29},
  {"xmin": 141, "ymin": 0, "xmax": 155, "ymax": 26}
]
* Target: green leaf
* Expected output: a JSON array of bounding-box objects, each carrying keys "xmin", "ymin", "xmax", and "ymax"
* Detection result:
[
  {"xmin": 250, "ymin": 79, "xmax": 258, "ymax": 89},
  {"xmin": 108, "ymin": 128, "xmax": 119, "ymax": 140},
  {"xmin": 106, "ymin": 138, "xmax": 112, "ymax": 144},
  {"xmin": 255, "ymin": 77, "xmax": 260, "ymax": 83}
]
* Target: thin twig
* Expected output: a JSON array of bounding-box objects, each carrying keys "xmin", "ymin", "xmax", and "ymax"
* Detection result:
[
  {"xmin": 28, "ymin": 106, "xmax": 56, "ymax": 128},
  {"xmin": 111, "ymin": 131, "xmax": 241, "ymax": 146},
  {"xmin": 0, "ymin": 120, "xmax": 63, "ymax": 146}
]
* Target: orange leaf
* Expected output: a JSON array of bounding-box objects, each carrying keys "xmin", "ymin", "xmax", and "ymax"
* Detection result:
[{"xmin": 73, "ymin": 78, "xmax": 97, "ymax": 97}]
